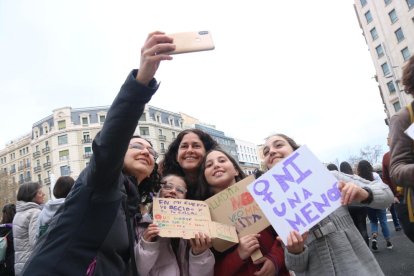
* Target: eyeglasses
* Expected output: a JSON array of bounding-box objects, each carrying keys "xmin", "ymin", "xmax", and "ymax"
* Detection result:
[
  {"xmin": 129, "ymin": 143, "xmax": 158, "ymax": 160},
  {"xmin": 160, "ymin": 182, "xmax": 187, "ymax": 195}
]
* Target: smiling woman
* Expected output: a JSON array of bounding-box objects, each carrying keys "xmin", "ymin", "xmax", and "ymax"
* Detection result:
[{"xmin": 159, "ymin": 129, "xmax": 218, "ymax": 200}]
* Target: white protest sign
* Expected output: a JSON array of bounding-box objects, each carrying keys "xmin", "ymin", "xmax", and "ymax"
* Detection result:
[
  {"xmin": 247, "ymin": 145, "xmax": 341, "ymax": 245},
  {"xmin": 404, "ymin": 123, "xmax": 414, "ymax": 140}
]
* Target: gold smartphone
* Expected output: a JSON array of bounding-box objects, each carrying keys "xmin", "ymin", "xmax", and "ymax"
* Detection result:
[{"xmin": 168, "ymin": 31, "xmax": 215, "ymax": 55}]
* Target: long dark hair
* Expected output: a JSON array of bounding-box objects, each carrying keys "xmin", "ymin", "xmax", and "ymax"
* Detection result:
[
  {"xmin": 357, "ymin": 160, "xmax": 374, "ymax": 181},
  {"xmin": 196, "ymin": 148, "xmax": 246, "ymax": 200},
  {"xmin": 340, "ymin": 161, "xmax": 354, "ymax": 175},
  {"xmin": 1, "ymin": 203, "xmax": 16, "ymax": 224}
]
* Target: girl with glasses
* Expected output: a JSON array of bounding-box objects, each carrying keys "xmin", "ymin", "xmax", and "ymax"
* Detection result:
[{"xmin": 135, "ymin": 174, "xmax": 214, "ymax": 276}]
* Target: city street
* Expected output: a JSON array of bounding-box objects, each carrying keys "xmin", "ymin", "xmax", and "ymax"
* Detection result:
[{"xmin": 372, "ymin": 211, "xmax": 414, "ymax": 276}]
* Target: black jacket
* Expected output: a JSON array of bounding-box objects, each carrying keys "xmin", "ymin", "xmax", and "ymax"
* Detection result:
[{"xmin": 22, "ymin": 70, "xmax": 158, "ymax": 276}]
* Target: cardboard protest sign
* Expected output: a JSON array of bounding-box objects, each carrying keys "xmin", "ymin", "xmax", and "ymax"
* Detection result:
[
  {"xmin": 152, "ymin": 198, "xmax": 238, "ymax": 244},
  {"xmin": 205, "ymin": 175, "xmax": 270, "ymax": 252},
  {"xmin": 247, "ymin": 145, "xmax": 341, "ymax": 245}
]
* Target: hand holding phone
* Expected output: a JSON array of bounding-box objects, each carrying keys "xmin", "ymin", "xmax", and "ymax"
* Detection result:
[{"xmin": 168, "ymin": 31, "xmax": 215, "ymax": 55}]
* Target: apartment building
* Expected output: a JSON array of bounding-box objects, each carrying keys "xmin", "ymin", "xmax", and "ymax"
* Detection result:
[
  {"xmin": 235, "ymin": 139, "xmax": 260, "ymax": 175},
  {"xmin": 0, "ymin": 104, "xmax": 263, "ymax": 200},
  {"xmin": 354, "ymin": 0, "xmax": 414, "ymax": 124}
]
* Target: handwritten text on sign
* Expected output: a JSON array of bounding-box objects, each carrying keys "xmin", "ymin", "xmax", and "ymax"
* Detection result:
[{"xmin": 247, "ymin": 145, "xmax": 341, "ymax": 245}]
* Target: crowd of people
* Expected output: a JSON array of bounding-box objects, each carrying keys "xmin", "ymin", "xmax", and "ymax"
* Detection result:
[{"xmin": 1, "ymin": 32, "xmax": 413, "ymax": 275}]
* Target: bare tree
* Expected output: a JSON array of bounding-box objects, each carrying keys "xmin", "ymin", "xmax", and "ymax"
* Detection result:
[{"xmin": 347, "ymin": 144, "xmax": 384, "ymax": 169}]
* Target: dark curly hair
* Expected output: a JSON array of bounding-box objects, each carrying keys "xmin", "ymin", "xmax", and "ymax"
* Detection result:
[
  {"xmin": 159, "ymin": 129, "xmax": 218, "ymax": 177},
  {"xmin": 340, "ymin": 161, "xmax": 354, "ymax": 175},
  {"xmin": 403, "ymin": 55, "xmax": 414, "ymax": 97}
]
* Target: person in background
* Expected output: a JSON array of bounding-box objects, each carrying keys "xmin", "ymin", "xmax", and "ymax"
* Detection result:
[
  {"xmin": 135, "ymin": 174, "xmax": 214, "ymax": 276},
  {"xmin": 382, "ymin": 137, "xmax": 402, "ymax": 232},
  {"xmin": 159, "ymin": 129, "xmax": 218, "ymax": 199},
  {"xmin": 263, "ymin": 134, "xmax": 393, "ymax": 276},
  {"xmin": 389, "ymin": 54, "xmax": 414, "ymax": 243},
  {"xmin": 13, "ymin": 182, "xmax": 45, "ymax": 275},
  {"xmin": 357, "ymin": 160, "xmax": 393, "ymax": 251},
  {"xmin": 327, "ymin": 163, "xmax": 338, "ymax": 171},
  {"xmin": 37, "ymin": 176, "xmax": 75, "ymax": 237},
  {"xmin": 22, "ymin": 31, "xmax": 175, "ymax": 276},
  {"xmin": 340, "ymin": 161, "xmax": 369, "ymax": 245},
  {"xmin": 0, "ymin": 203, "xmax": 16, "ymax": 276},
  {"xmin": 200, "ymin": 148, "xmax": 289, "ymax": 276}
]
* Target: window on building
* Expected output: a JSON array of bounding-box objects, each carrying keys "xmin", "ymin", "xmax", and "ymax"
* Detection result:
[
  {"xmin": 384, "ymin": 0, "xmax": 392, "ymax": 5},
  {"xmin": 58, "ymin": 134, "xmax": 68, "ymax": 145},
  {"xmin": 44, "ymin": 125, "xmax": 48, "ymax": 134},
  {"xmin": 393, "ymin": 101, "xmax": 401, "ymax": 112},
  {"xmin": 34, "ymin": 130, "xmax": 39, "ymax": 138},
  {"xmin": 161, "ymin": 143, "xmax": 165, "ymax": 151},
  {"xmin": 375, "ymin": 44, "xmax": 384, "ymax": 58},
  {"xmin": 81, "ymin": 116, "xmax": 89, "ymax": 126},
  {"xmin": 99, "ymin": 115, "xmax": 106, "ymax": 124},
  {"xmin": 58, "ymin": 120, "xmax": 66, "ymax": 130},
  {"xmin": 389, "ymin": 9, "xmax": 398, "ymax": 23},
  {"xmin": 387, "ymin": 81, "xmax": 396, "ymax": 94},
  {"xmin": 395, "ymin": 28, "xmax": 405, "ymax": 42},
  {"xmin": 169, "ymin": 118, "xmax": 174, "ymax": 126},
  {"xmin": 172, "ymin": 132, "xmax": 176, "ymax": 139},
  {"xmin": 158, "ymin": 129, "xmax": 163, "ymax": 135},
  {"xmin": 370, "ymin": 27, "xmax": 378, "ymax": 40},
  {"xmin": 60, "ymin": 165, "xmax": 71, "ymax": 176},
  {"xmin": 37, "ymin": 174, "xmax": 41, "ymax": 183},
  {"xmin": 381, "ymin": 62, "xmax": 390, "ymax": 76},
  {"xmin": 139, "ymin": 113, "xmax": 147, "ymax": 122},
  {"xmin": 156, "ymin": 114, "xmax": 161, "ymax": 123},
  {"xmin": 84, "ymin": 146, "xmax": 92, "ymax": 156},
  {"xmin": 401, "ymin": 47, "xmax": 411, "ymax": 61},
  {"xmin": 46, "ymin": 155, "xmax": 50, "ymax": 162},
  {"xmin": 365, "ymin": 10, "xmax": 373, "ymax": 24},
  {"xmin": 59, "ymin": 150, "xmax": 69, "ymax": 161},
  {"xmin": 360, "ymin": 0, "xmax": 367, "ymax": 6},
  {"xmin": 140, "ymin": 127, "xmax": 150, "ymax": 136},
  {"xmin": 408, "ymin": 0, "xmax": 414, "ymax": 8}
]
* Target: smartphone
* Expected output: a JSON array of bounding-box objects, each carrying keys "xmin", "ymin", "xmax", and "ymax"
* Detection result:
[{"xmin": 168, "ymin": 31, "xmax": 215, "ymax": 55}]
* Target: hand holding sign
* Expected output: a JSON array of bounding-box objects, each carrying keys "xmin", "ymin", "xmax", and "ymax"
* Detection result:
[
  {"xmin": 338, "ymin": 181, "xmax": 370, "ymax": 205},
  {"xmin": 247, "ymin": 145, "xmax": 342, "ymax": 245}
]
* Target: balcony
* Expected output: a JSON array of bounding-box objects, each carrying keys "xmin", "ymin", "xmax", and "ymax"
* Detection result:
[
  {"xmin": 34, "ymin": 166, "xmax": 42, "ymax": 173},
  {"xmin": 44, "ymin": 177, "xmax": 51, "ymax": 184},
  {"xmin": 160, "ymin": 148, "xmax": 166, "ymax": 154},
  {"xmin": 43, "ymin": 162, "xmax": 51, "ymax": 169},
  {"xmin": 83, "ymin": 152, "xmax": 93, "ymax": 159},
  {"xmin": 158, "ymin": 135, "xmax": 167, "ymax": 141},
  {"xmin": 33, "ymin": 151, "xmax": 41, "ymax": 158},
  {"xmin": 9, "ymin": 168, "xmax": 16, "ymax": 174},
  {"xmin": 42, "ymin": 147, "xmax": 50, "ymax": 154},
  {"xmin": 82, "ymin": 138, "xmax": 92, "ymax": 144}
]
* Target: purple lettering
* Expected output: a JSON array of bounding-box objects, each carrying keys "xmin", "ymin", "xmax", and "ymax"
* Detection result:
[
  {"xmin": 272, "ymin": 203, "xmax": 287, "ymax": 216},
  {"xmin": 252, "ymin": 179, "xmax": 275, "ymax": 204},
  {"xmin": 313, "ymin": 194, "xmax": 331, "ymax": 213},
  {"xmin": 286, "ymin": 213, "xmax": 307, "ymax": 231},
  {"xmin": 300, "ymin": 202, "xmax": 320, "ymax": 224},
  {"xmin": 287, "ymin": 192, "xmax": 302, "ymax": 209}
]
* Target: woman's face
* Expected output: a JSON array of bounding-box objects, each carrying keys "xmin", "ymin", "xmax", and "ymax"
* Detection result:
[
  {"xmin": 34, "ymin": 188, "xmax": 45, "ymax": 205},
  {"xmin": 123, "ymin": 137, "xmax": 156, "ymax": 182},
  {"xmin": 159, "ymin": 175, "xmax": 187, "ymax": 199},
  {"xmin": 176, "ymin": 132, "xmax": 206, "ymax": 174},
  {"xmin": 204, "ymin": 150, "xmax": 239, "ymax": 194},
  {"xmin": 263, "ymin": 135, "xmax": 294, "ymax": 169}
]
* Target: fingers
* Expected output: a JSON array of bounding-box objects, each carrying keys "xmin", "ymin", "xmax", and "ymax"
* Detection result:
[
  {"xmin": 238, "ymin": 234, "xmax": 261, "ymax": 260},
  {"xmin": 340, "ymin": 182, "xmax": 359, "ymax": 205},
  {"xmin": 190, "ymin": 232, "xmax": 212, "ymax": 255},
  {"xmin": 143, "ymin": 224, "xmax": 159, "ymax": 242},
  {"xmin": 286, "ymin": 231, "xmax": 305, "ymax": 254},
  {"xmin": 253, "ymin": 258, "xmax": 274, "ymax": 276}
]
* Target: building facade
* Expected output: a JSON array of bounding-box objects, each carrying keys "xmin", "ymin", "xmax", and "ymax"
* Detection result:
[
  {"xmin": 354, "ymin": 0, "xmax": 414, "ymax": 124},
  {"xmin": 235, "ymin": 139, "xmax": 260, "ymax": 175}
]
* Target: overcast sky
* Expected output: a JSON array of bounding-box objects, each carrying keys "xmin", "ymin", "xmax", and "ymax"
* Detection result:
[{"xmin": 0, "ymin": 0, "xmax": 389, "ymax": 164}]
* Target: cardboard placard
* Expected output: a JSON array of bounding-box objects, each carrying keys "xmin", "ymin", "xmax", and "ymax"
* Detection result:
[
  {"xmin": 152, "ymin": 198, "xmax": 238, "ymax": 244},
  {"xmin": 247, "ymin": 145, "xmax": 342, "ymax": 245},
  {"xmin": 205, "ymin": 175, "xmax": 270, "ymax": 252}
]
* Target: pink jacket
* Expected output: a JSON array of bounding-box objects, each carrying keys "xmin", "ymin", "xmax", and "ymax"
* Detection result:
[{"xmin": 135, "ymin": 218, "xmax": 214, "ymax": 276}]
